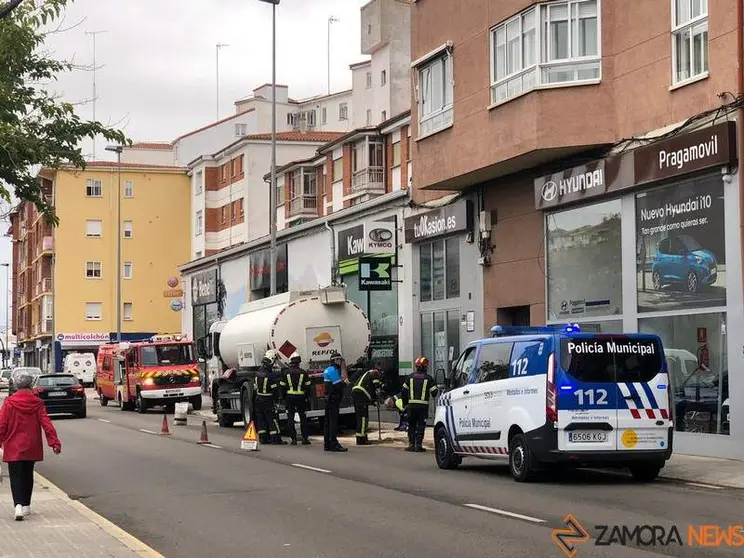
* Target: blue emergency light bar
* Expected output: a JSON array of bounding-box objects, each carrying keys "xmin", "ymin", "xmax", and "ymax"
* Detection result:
[{"xmin": 490, "ymin": 323, "xmax": 581, "ymax": 337}]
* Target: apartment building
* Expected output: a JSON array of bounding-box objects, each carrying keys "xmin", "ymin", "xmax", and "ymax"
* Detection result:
[
  {"xmin": 10, "ymin": 163, "xmax": 191, "ymax": 371},
  {"xmin": 410, "ymin": 0, "xmax": 742, "ymax": 458}
]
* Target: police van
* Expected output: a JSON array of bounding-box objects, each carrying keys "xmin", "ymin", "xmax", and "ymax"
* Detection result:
[{"xmin": 434, "ymin": 325, "xmax": 673, "ymax": 482}]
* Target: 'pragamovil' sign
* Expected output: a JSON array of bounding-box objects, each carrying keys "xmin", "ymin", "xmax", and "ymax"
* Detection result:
[{"xmin": 404, "ymin": 199, "xmax": 472, "ymax": 243}]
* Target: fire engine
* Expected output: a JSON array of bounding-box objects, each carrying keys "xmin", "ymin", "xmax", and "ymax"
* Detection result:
[{"xmin": 95, "ymin": 334, "xmax": 202, "ymax": 413}]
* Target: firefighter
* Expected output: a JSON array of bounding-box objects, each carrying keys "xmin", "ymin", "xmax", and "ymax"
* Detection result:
[
  {"xmin": 400, "ymin": 356, "xmax": 438, "ymax": 452},
  {"xmin": 351, "ymin": 362, "xmax": 381, "ymax": 445},
  {"xmin": 254, "ymin": 350, "xmax": 286, "ymax": 445},
  {"xmin": 323, "ymin": 351, "xmax": 348, "ymax": 452},
  {"xmin": 281, "ymin": 352, "xmax": 311, "ymax": 445}
]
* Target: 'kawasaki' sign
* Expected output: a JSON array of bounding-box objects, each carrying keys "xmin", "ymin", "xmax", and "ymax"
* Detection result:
[{"xmin": 404, "ymin": 199, "xmax": 472, "ymax": 243}]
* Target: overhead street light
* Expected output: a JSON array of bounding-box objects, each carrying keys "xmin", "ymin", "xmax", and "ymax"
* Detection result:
[
  {"xmin": 258, "ymin": 0, "xmax": 279, "ymax": 296},
  {"xmin": 1, "ymin": 262, "xmax": 8, "ymax": 367},
  {"xmin": 105, "ymin": 144, "xmax": 124, "ymax": 343}
]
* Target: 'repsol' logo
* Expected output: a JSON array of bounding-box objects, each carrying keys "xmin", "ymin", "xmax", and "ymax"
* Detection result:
[
  {"xmin": 552, "ymin": 515, "xmax": 590, "ymax": 557},
  {"xmin": 541, "ymin": 180, "xmax": 558, "ymax": 202},
  {"xmin": 314, "ymin": 331, "xmax": 334, "ymax": 348}
]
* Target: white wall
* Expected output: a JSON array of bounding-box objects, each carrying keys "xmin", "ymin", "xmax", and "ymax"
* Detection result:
[
  {"xmin": 181, "ymin": 274, "xmax": 193, "ymax": 340},
  {"xmin": 370, "ymin": 43, "xmax": 391, "ymax": 123},
  {"xmin": 121, "ymin": 148, "xmax": 175, "ymax": 166},
  {"xmin": 351, "ymin": 64, "xmax": 374, "ymax": 128},
  {"xmin": 191, "ymin": 167, "xmax": 207, "ymax": 259},
  {"xmin": 174, "ymin": 110, "xmax": 258, "ymax": 166},
  {"xmin": 287, "ymin": 229, "xmax": 332, "ymax": 290},
  {"xmin": 295, "ymin": 91, "xmax": 354, "ymax": 133}
]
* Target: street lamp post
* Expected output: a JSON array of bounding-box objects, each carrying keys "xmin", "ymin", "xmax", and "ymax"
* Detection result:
[
  {"xmin": 216, "ymin": 43, "xmax": 229, "ymax": 121},
  {"xmin": 105, "ymin": 145, "xmax": 123, "ymax": 343},
  {"xmin": 258, "ymin": 0, "xmax": 279, "ymax": 296},
  {"xmin": 327, "ymin": 16, "xmax": 339, "ymax": 95},
  {"xmin": 1, "ymin": 262, "xmax": 8, "ymax": 368}
]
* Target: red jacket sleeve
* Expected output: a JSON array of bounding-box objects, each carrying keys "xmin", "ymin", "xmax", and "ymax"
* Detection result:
[
  {"xmin": 38, "ymin": 405, "xmax": 61, "ymax": 451},
  {"xmin": 0, "ymin": 402, "xmax": 8, "ymax": 448}
]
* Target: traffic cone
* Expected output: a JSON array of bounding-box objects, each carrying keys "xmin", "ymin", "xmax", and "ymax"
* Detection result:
[
  {"xmin": 197, "ymin": 420, "xmax": 209, "ymax": 444},
  {"xmin": 160, "ymin": 413, "xmax": 171, "ymax": 436}
]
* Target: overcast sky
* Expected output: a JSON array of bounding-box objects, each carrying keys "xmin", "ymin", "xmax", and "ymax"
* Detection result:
[{"xmin": 0, "ymin": 0, "xmax": 370, "ymax": 338}]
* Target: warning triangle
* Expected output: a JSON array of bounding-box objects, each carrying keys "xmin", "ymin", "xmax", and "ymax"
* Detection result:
[{"xmin": 243, "ymin": 421, "xmax": 258, "ymax": 442}]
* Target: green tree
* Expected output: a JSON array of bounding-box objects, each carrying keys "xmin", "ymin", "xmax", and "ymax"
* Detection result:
[{"xmin": 0, "ymin": 0, "xmax": 129, "ymax": 223}]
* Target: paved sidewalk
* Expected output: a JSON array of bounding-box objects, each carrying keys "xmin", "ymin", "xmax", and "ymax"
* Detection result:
[{"xmin": 0, "ymin": 469, "xmax": 163, "ymax": 557}]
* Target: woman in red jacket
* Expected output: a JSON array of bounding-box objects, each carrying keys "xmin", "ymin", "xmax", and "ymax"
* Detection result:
[{"xmin": 0, "ymin": 372, "xmax": 62, "ymax": 521}]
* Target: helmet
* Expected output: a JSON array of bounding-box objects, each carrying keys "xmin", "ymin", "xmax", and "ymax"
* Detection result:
[
  {"xmin": 289, "ymin": 352, "xmax": 301, "ymax": 363},
  {"xmin": 414, "ymin": 356, "xmax": 429, "ymax": 370},
  {"xmin": 329, "ymin": 351, "xmax": 343, "ymax": 362},
  {"xmin": 262, "ymin": 349, "xmax": 277, "ymax": 364}
]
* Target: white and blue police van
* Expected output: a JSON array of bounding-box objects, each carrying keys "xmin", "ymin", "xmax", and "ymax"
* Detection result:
[{"xmin": 434, "ymin": 324, "xmax": 673, "ymax": 482}]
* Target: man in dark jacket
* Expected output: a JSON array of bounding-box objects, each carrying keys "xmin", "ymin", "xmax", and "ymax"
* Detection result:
[
  {"xmin": 281, "ymin": 352, "xmax": 312, "ymax": 445},
  {"xmin": 400, "ymin": 356, "xmax": 439, "ymax": 452},
  {"xmin": 351, "ymin": 363, "xmax": 381, "ymax": 445},
  {"xmin": 254, "ymin": 350, "xmax": 286, "ymax": 445},
  {"xmin": 0, "ymin": 372, "xmax": 62, "ymax": 521}
]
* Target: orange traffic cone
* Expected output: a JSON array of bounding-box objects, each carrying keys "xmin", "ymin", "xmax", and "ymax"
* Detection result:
[
  {"xmin": 160, "ymin": 413, "xmax": 171, "ymax": 436},
  {"xmin": 197, "ymin": 420, "xmax": 209, "ymax": 444}
]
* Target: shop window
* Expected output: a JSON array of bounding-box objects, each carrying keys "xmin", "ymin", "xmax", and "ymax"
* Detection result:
[
  {"xmin": 419, "ymin": 238, "xmax": 460, "ymax": 302},
  {"xmin": 635, "ymin": 174, "xmax": 725, "ymax": 313},
  {"xmin": 369, "ymin": 273, "xmax": 398, "ymax": 338},
  {"xmin": 344, "ymin": 274, "xmax": 369, "ymax": 316},
  {"xmin": 547, "ymin": 199, "xmax": 622, "ymax": 321},
  {"xmin": 639, "ymin": 312, "xmax": 728, "ymax": 436},
  {"xmin": 420, "ymin": 309, "xmax": 461, "ymax": 386}
]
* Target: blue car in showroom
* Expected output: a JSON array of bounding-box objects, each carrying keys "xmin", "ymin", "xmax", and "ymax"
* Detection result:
[{"xmin": 651, "ymin": 234, "xmax": 717, "ymax": 293}]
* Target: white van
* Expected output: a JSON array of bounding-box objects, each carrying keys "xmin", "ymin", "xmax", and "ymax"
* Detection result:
[
  {"xmin": 63, "ymin": 352, "xmax": 96, "ymax": 386},
  {"xmin": 434, "ymin": 325, "xmax": 673, "ymax": 482}
]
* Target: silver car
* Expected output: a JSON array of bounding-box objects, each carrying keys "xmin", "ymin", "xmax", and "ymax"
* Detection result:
[
  {"xmin": 0, "ymin": 369, "xmax": 12, "ymax": 390},
  {"xmin": 8, "ymin": 367, "xmax": 43, "ymax": 395}
]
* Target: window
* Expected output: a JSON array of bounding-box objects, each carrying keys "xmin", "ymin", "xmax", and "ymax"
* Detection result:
[
  {"xmin": 140, "ymin": 344, "xmax": 195, "ymax": 367},
  {"xmin": 195, "ymin": 171, "xmax": 203, "ymax": 195},
  {"xmin": 123, "ymin": 261, "xmax": 133, "ymax": 279},
  {"xmin": 276, "ymin": 180, "xmax": 284, "ymax": 207},
  {"xmin": 381, "ymin": 110, "xmax": 387, "ymax": 122},
  {"xmin": 85, "ymin": 302, "xmax": 102, "ymax": 320},
  {"xmin": 418, "ymin": 52, "xmax": 454, "ymax": 136},
  {"xmin": 85, "ymin": 261, "xmax": 102, "ymax": 279},
  {"xmin": 366, "ymin": 109, "xmax": 372, "ymax": 126},
  {"xmin": 85, "ymin": 178, "xmax": 102, "ymax": 197},
  {"xmin": 123, "ymin": 220, "xmax": 133, "ymax": 238},
  {"xmin": 321, "ymin": 107, "xmax": 327, "ymax": 125},
  {"xmin": 392, "ymin": 140, "xmax": 401, "ymax": 167},
  {"xmin": 287, "ymin": 113, "xmax": 295, "ymax": 126},
  {"xmin": 123, "ymin": 302, "xmax": 133, "ymax": 321},
  {"xmin": 307, "ymin": 110, "xmax": 317, "ymax": 128},
  {"xmin": 195, "ymin": 210, "xmax": 203, "ymax": 236},
  {"xmin": 490, "ymin": 1, "xmax": 600, "ymax": 106},
  {"xmin": 195, "ymin": 250, "xmax": 202, "ymax": 258},
  {"xmin": 672, "ymin": 0, "xmax": 708, "ymax": 84},
  {"xmin": 221, "ymin": 205, "xmax": 228, "ymax": 223},
  {"xmin": 419, "ymin": 238, "xmax": 460, "ymax": 302},
  {"xmin": 339, "ymin": 103, "xmax": 348, "ymax": 121},
  {"xmin": 235, "ymin": 123, "xmax": 247, "ymax": 136},
  {"xmin": 332, "ymin": 157, "xmax": 343, "ymax": 181},
  {"xmin": 123, "ymin": 180, "xmax": 133, "ymax": 198},
  {"xmin": 85, "ymin": 220, "xmax": 102, "ymax": 238},
  {"xmin": 546, "ymin": 199, "xmax": 621, "ymax": 321},
  {"xmin": 451, "ymin": 347, "xmax": 476, "ymax": 388},
  {"xmin": 476, "ymin": 342, "xmax": 513, "ymax": 383},
  {"xmin": 381, "ymin": 69, "xmax": 387, "ymax": 86},
  {"xmin": 366, "ymin": 71, "xmax": 372, "ymax": 88}
]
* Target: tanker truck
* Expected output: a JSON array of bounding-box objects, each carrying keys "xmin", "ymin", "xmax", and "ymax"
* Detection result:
[{"xmin": 200, "ymin": 287, "xmax": 371, "ymax": 429}]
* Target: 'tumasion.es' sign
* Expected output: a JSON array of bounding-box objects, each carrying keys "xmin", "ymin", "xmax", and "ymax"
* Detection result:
[{"xmin": 404, "ymin": 199, "xmax": 472, "ymax": 243}]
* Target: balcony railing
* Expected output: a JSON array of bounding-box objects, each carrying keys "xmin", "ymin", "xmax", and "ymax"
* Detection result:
[
  {"xmin": 351, "ymin": 168, "xmax": 385, "ymax": 193},
  {"xmin": 289, "ymin": 195, "xmax": 318, "ymax": 217},
  {"xmin": 35, "ymin": 277, "xmax": 52, "ymax": 297}
]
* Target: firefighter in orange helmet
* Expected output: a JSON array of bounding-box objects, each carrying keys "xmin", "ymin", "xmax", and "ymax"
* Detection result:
[{"xmin": 400, "ymin": 356, "xmax": 438, "ymax": 452}]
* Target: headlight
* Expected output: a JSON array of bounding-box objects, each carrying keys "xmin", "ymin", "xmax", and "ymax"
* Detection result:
[
  {"xmin": 192, "ymin": 375, "xmax": 200, "ymax": 383},
  {"xmin": 144, "ymin": 378, "xmax": 154, "ymax": 386}
]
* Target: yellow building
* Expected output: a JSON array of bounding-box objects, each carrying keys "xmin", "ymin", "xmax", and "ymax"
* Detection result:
[{"xmin": 35, "ymin": 161, "xmax": 190, "ymax": 368}]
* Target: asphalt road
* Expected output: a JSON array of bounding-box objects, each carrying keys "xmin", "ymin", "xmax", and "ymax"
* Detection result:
[{"xmin": 14, "ymin": 393, "xmax": 744, "ymax": 558}]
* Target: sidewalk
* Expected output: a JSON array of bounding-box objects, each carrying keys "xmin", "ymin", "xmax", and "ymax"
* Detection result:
[
  {"xmin": 193, "ymin": 407, "xmax": 744, "ymax": 489},
  {"xmin": 0, "ymin": 469, "xmax": 163, "ymax": 557}
]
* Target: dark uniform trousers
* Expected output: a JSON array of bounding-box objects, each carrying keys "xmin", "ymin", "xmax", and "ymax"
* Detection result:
[
  {"xmin": 254, "ymin": 394, "xmax": 280, "ymax": 443},
  {"xmin": 323, "ymin": 383, "xmax": 343, "ymax": 449},
  {"xmin": 286, "ymin": 396, "xmax": 309, "ymax": 442},
  {"xmin": 407, "ymin": 404, "xmax": 429, "ymax": 448},
  {"xmin": 352, "ymin": 391, "xmax": 370, "ymax": 442}
]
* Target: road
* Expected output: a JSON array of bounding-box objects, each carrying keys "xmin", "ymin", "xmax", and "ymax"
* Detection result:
[{"xmin": 19, "ymin": 393, "xmax": 744, "ymax": 557}]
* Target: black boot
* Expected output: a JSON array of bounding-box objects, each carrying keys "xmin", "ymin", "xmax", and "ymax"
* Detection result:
[
  {"xmin": 414, "ymin": 444, "xmax": 426, "ymax": 453},
  {"xmin": 302, "ymin": 438, "xmax": 311, "ymax": 445},
  {"xmin": 331, "ymin": 443, "xmax": 348, "ymax": 452},
  {"xmin": 405, "ymin": 444, "xmax": 415, "ymax": 452},
  {"xmin": 290, "ymin": 439, "xmax": 298, "ymax": 446},
  {"xmin": 356, "ymin": 437, "xmax": 368, "ymax": 446},
  {"xmin": 272, "ymin": 434, "xmax": 287, "ymax": 445}
]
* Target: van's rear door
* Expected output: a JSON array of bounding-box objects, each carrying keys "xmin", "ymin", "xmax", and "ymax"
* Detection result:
[{"xmin": 556, "ymin": 336, "xmax": 619, "ymax": 452}]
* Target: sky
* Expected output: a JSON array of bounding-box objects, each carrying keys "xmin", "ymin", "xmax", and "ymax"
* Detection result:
[{"xmin": 0, "ymin": 0, "xmax": 371, "ymax": 336}]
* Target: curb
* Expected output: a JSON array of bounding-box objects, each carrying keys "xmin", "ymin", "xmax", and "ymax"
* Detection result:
[{"xmin": 35, "ymin": 472, "xmax": 165, "ymax": 557}]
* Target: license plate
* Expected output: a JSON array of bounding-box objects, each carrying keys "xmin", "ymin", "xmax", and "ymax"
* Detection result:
[
  {"xmin": 164, "ymin": 390, "xmax": 183, "ymax": 396},
  {"xmin": 568, "ymin": 431, "xmax": 607, "ymax": 443},
  {"xmin": 49, "ymin": 391, "xmax": 66, "ymax": 397}
]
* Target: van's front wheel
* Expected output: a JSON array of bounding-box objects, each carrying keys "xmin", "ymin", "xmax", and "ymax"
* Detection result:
[
  {"xmin": 434, "ymin": 427, "xmax": 461, "ymax": 470},
  {"xmin": 509, "ymin": 433, "xmax": 538, "ymax": 482},
  {"xmin": 629, "ymin": 462, "xmax": 663, "ymax": 482}
]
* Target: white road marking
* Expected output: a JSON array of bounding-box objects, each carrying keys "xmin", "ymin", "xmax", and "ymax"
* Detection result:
[
  {"xmin": 463, "ymin": 503, "xmax": 546, "ymax": 524},
  {"xmin": 202, "ymin": 443, "xmax": 222, "ymax": 449},
  {"xmin": 685, "ymin": 482, "xmax": 724, "ymax": 490},
  {"xmin": 97, "ymin": 419, "xmax": 111, "ymax": 423},
  {"xmin": 291, "ymin": 463, "xmax": 332, "ymax": 474},
  {"xmin": 138, "ymin": 429, "xmax": 158, "ymax": 435}
]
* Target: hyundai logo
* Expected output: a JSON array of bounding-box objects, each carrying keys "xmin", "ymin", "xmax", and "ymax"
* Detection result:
[
  {"xmin": 368, "ymin": 228, "xmax": 393, "ymax": 242},
  {"xmin": 541, "ymin": 181, "xmax": 558, "ymax": 202}
]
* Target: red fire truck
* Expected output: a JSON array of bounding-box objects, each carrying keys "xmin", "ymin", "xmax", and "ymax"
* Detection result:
[{"xmin": 95, "ymin": 335, "xmax": 202, "ymax": 413}]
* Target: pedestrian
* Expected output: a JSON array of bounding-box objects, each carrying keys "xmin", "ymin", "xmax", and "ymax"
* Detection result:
[
  {"xmin": 400, "ymin": 356, "xmax": 438, "ymax": 452},
  {"xmin": 323, "ymin": 351, "xmax": 348, "ymax": 452},
  {"xmin": 254, "ymin": 350, "xmax": 286, "ymax": 445},
  {"xmin": 280, "ymin": 352, "xmax": 311, "ymax": 445},
  {"xmin": 0, "ymin": 372, "xmax": 61, "ymax": 521},
  {"xmin": 351, "ymin": 363, "xmax": 381, "ymax": 445}
]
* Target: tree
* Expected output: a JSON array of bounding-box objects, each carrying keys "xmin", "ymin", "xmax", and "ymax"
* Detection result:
[{"xmin": 0, "ymin": 0, "xmax": 128, "ymax": 223}]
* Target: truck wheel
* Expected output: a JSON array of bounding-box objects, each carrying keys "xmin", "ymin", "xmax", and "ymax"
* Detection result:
[
  {"xmin": 190, "ymin": 395, "xmax": 202, "ymax": 411},
  {"xmin": 98, "ymin": 390, "xmax": 109, "ymax": 407},
  {"xmin": 137, "ymin": 392, "xmax": 148, "ymax": 414},
  {"xmin": 435, "ymin": 426, "xmax": 461, "ymax": 470},
  {"xmin": 241, "ymin": 386, "xmax": 253, "ymax": 426}
]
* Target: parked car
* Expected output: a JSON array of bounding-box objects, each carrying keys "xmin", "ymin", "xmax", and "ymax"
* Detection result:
[
  {"xmin": 32, "ymin": 373, "xmax": 87, "ymax": 418},
  {"xmin": 0, "ymin": 369, "xmax": 12, "ymax": 390},
  {"xmin": 8, "ymin": 367, "xmax": 42, "ymax": 395},
  {"xmin": 651, "ymin": 235, "xmax": 717, "ymax": 293}
]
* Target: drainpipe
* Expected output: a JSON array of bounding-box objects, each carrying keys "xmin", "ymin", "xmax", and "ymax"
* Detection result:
[
  {"xmin": 738, "ymin": 0, "xmax": 744, "ymax": 301},
  {"xmin": 325, "ymin": 220, "xmax": 336, "ymax": 286}
]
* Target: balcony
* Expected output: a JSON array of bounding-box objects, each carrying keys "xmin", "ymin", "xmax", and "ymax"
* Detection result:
[
  {"xmin": 351, "ymin": 168, "xmax": 385, "ymax": 195},
  {"xmin": 288, "ymin": 195, "xmax": 318, "ymax": 219},
  {"xmin": 34, "ymin": 277, "xmax": 52, "ymax": 298}
]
